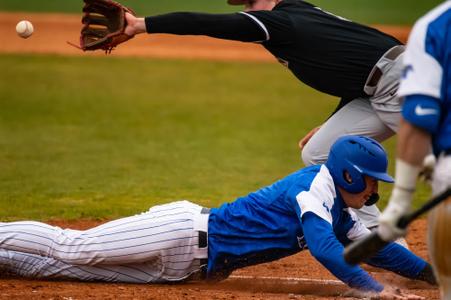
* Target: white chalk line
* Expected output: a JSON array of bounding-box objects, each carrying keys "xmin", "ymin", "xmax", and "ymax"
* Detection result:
[{"xmin": 228, "ymin": 275, "xmax": 344, "ymax": 286}]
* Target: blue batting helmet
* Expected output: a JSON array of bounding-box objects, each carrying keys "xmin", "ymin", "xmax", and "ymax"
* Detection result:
[{"xmin": 326, "ymin": 135, "xmax": 394, "ymax": 193}]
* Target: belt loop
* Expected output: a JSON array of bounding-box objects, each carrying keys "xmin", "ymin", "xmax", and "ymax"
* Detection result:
[
  {"xmin": 364, "ymin": 45, "xmax": 405, "ymax": 96},
  {"xmin": 199, "ymin": 207, "xmax": 210, "ymax": 248},
  {"xmin": 384, "ymin": 45, "xmax": 405, "ymax": 60},
  {"xmin": 201, "ymin": 207, "xmax": 211, "ymax": 214},
  {"xmin": 364, "ymin": 67, "xmax": 382, "ymax": 96}
]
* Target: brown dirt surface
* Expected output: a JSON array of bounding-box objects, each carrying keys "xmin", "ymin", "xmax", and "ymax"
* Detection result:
[
  {"xmin": 1, "ymin": 12, "xmax": 411, "ymax": 61},
  {"xmin": 0, "ymin": 11, "xmax": 428, "ymax": 300},
  {"xmin": 0, "ymin": 218, "xmax": 439, "ymax": 299}
]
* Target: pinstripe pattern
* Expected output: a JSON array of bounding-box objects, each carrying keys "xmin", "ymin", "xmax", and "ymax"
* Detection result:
[
  {"xmin": 0, "ymin": 249, "xmax": 204, "ymax": 283},
  {"xmin": 0, "ymin": 201, "xmax": 208, "ymax": 282}
]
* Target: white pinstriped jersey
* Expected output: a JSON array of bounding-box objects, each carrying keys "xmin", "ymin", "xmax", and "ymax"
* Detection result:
[{"xmin": 0, "ymin": 201, "xmax": 208, "ymax": 283}]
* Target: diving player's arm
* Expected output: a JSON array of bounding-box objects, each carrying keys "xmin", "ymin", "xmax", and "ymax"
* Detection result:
[
  {"xmin": 302, "ymin": 212, "xmax": 384, "ymax": 292},
  {"xmin": 363, "ymin": 241, "xmax": 436, "ymax": 285},
  {"xmin": 303, "ymin": 212, "xmax": 434, "ymax": 289}
]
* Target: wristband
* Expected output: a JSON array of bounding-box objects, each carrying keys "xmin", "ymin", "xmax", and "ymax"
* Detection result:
[{"xmin": 394, "ymin": 159, "xmax": 420, "ymax": 192}]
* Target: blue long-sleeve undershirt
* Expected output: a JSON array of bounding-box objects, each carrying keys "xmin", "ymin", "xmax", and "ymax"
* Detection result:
[
  {"xmin": 302, "ymin": 212, "xmax": 384, "ymax": 292},
  {"xmin": 364, "ymin": 240, "xmax": 426, "ymax": 279},
  {"xmin": 301, "ymin": 212, "xmax": 428, "ymax": 292}
]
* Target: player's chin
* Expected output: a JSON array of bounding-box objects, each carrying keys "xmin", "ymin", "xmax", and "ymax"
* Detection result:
[{"xmin": 350, "ymin": 201, "xmax": 366, "ymax": 210}]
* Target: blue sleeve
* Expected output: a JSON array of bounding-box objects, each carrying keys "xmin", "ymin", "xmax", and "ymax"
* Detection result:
[
  {"xmin": 364, "ymin": 242, "xmax": 427, "ymax": 279},
  {"xmin": 302, "ymin": 212, "xmax": 383, "ymax": 292},
  {"xmin": 402, "ymin": 94, "xmax": 441, "ymax": 133}
]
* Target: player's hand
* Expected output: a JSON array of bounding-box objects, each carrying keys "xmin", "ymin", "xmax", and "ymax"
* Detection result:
[
  {"xmin": 124, "ymin": 12, "xmax": 146, "ymax": 36},
  {"xmin": 298, "ymin": 126, "xmax": 321, "ymax": 149},
  {"xmin": 377, "ymin": 188, "xmax": 412, "ymax": 242},
  {"xmin": 343, "ymin": 287, "xmax": 424, "ymax": 299},
  {"xmin": 377, "ymin": 287, "xmax": 424, "ymax": 300},
  {"xmin": 418, "ymin": 154, "xmax": 435, "ymax": 183}
]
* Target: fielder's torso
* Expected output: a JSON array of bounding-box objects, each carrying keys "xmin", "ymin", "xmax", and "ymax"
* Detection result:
[
  {"xmin": 398, "ymin": 2, "xmax": 451, "ymax": 154},
  {"xmin": 246, "ymin": 0, "xmax": 401, "ymax": 99},
  {"xmin": 206, "ymin": 165, "xmax": 364, "ymax": 278}
]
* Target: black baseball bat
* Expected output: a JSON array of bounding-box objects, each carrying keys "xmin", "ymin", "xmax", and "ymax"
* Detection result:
[{"xmin": 344, "ymin": 188, "xmax": 451, "ymax": 265}]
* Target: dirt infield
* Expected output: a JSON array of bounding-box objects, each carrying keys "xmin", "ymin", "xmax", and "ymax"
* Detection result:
[
  {"xmin": 0, "ymin": 11, "xmax": 436, "ymax": 300},
  {"xmin": 0, "ymin": 219, "xmax": 439, "ymax": 299}
]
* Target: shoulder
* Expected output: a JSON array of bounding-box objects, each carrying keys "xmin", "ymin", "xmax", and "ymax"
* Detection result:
[
  {"xmin": 413, "ymin": 2, "xmax": 450, "ymax": 34},
  {"xmin": 288, "ymin": 164, "xmax": 332, "ymax": 193},
  {"xmin": 398, "ymin": 2, "xmax": 449, "ymax": 98},
  {"xmin": 276, "ymin": 0, "xmax": 314, "ymax": 8},
  {"xmin": 295, "ymin": 165, "xmax": 337, "ymax": 223},
  {"xmin": 408, "ymin": 2, "xmax": 450, "ymax": 58},
  {"xmin": 275, "ymin": 0, "xmax": 336, "ymax": 18},
  {"xmin": 273, "ymin": 0, "xmax": 322, "ymax": 18}
]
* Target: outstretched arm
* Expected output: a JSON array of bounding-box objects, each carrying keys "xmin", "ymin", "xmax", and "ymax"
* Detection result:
[
  {"xmin": 364, "ymin": 242, "xmax": 436, "ymax": 285},
  {"xmin": 124, "ymin": 12, "xmax": 267, "ymax": 42},
  {"xmin": 303, "ymin": 213, "xmax": 426, "ymax": 299},
  {"xmin": 302, "ymin": 212, "xmax": 384, "ymax": 292}
]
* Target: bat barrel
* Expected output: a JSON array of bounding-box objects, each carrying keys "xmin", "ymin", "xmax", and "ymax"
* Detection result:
[
  {"xmin": 343, "ymin": 231, "xmax": 388, "ymax": 265},
  {"xmin": 344, "ymin": 188, "xmax": 451, "ymax": 265}
]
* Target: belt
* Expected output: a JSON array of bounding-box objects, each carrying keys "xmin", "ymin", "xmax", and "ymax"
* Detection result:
[
  {"xmin": 364, "ymin": 45, "xmax": 405, "ymax": 95},
  {"xmin": 198, "ymin": 207, "xmax": 210, "ymax": 276},
  {"xmin": 198, "ymin": 207, "xmax": 210, "ymax": 248},
  {"xmin": 444, "ymin": 149, "xmax": 451, "ymax": 155}
]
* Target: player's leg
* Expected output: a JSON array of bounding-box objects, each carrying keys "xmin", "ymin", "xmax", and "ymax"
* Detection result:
[
  {"xmin": 366, "ymin": 48, "xmax": 404, "ymax": 131},
  {"xmin": 301, "ymin": 98, "xmax": 395, "ymax": 166},
  {"xmin": 300, "ymin": 48, "xmax": 404, "ymax": 166},
  {"xmin": 0, "ymin": 200, "xmax": 207, "ymax": 280},
  {"xmin": 428, "ymin": 154, "xmax": 451, "ymax": 299},
  {"xmin": 0, "ymin": 248, "xmax": 182, "ymax": 283}
]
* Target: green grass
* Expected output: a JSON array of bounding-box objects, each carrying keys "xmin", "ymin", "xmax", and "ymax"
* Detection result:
[
  {"xmin": 0, "ymin": 53, "xmax": 430, "ymax": 221},
  {"xmin": 0, "ymin": 0, "xmax": 234, "ymax": 14},
  {"xmin": 0, "ymin": 0, "xmax": 442, "ymax": 24}
]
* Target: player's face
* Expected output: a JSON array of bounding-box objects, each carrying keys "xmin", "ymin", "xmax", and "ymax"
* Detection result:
[
  {"xmin": 244, "ymin": 0, "xmax": 279, "ymax": 11},
  {"xmin": 341, "ymin": 176, "xmax": 379, "ymax": 209}
]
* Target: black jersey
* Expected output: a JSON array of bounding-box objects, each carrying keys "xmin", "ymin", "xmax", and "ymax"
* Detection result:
[
  {"xmin": 146, "ymin": 0, "xmax": 401, "ymax": 99},
  {"xmin": 247, "ymin": 1, "xmax": 401, "ymax": 99}
]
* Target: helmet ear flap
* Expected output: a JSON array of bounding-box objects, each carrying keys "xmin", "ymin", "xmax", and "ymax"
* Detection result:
[{"xmin": 342, "ymin": 168, "xmax": 366, "ymax": 193}]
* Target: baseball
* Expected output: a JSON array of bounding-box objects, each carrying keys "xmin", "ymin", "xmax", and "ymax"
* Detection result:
[{"xmin": 16, "ymin": 20, "xmax": 34, "ymax": 39}]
